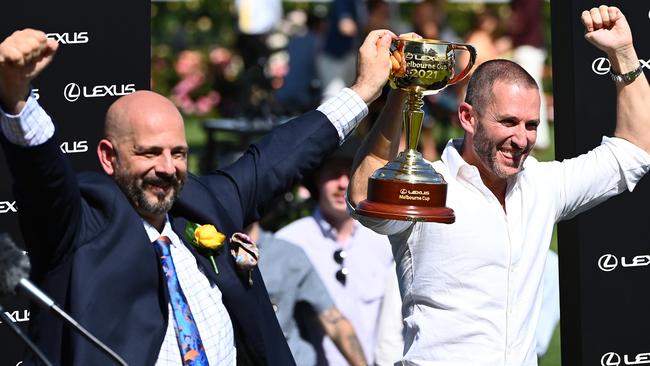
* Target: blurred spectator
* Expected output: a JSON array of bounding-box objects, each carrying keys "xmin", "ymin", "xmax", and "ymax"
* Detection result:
[
  {"xmin": 508, "ymin": 0, "xmax": 551, "ymax": 150},
  {"xmin": 276, "ymin": 138, "xmax": 394, "ymax": 366},
  {"xmin": 247, "ymin": 222, "xmax": 368, "ymax": 366},
  {"xmin": 170, "ymin": 50, "xmax": 220, "ymax": 116},
  {"xmin": 457, "ymin": 8, "xmax": 512, "ymax": 101},
  {"xmin": 235, "ymin": 0, "xmax": 284, "ymax": 119},
  {"xmin": 318, "ymin": 0, "xmax": 367, "ymax": 102},
  {"xmin": 209, "ymin": 46, "xmax": 244, "ymax": 118},
  {"xmin": 463, "ymin": 8, "xmax": 511, "ymax": 73},
  {"xmin": 410, "ymin": 0, "xmax": 460, "ymax": 161},
  {"xmin": 274, "ymin": 10, "xmax": 326, "ymax": 116},
  {"xmin": 412, "ymin": 0, "xmax": 458, "ymax": 42},
  {"xmin": 365, "ymin": 0, "xmax": 391, "ymax": 35}
]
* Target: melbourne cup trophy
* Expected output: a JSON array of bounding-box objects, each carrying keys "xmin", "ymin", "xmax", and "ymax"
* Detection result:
[{"xmin": 355, "ymin": 37, "xmax": 476, "ymax": 222}]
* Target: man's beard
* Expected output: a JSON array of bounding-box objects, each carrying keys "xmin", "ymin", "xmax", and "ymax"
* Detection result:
[
  {"xmin": 114, "ymin": 170, "xmax": 186, "ymax": 216},
  {"xmin": 473, "ymin": 121, "xmax": 527, "ymax": 179}
]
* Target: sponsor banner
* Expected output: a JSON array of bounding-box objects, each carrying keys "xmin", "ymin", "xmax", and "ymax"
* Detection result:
[
  {"xmin": 552, "ymin": 1, "xmax": 650, "ymax": 365},
  {"xmin": 0, "ymin": 1, "xmax": 149, "ymax": 365},
  {"xmin": 602, "ymin": 351, "xmax": 650, "ymax": 366}
]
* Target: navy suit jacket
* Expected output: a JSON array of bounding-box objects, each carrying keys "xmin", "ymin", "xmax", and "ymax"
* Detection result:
[{"xmin": 1, "ymin": 109, "xmax": 341, "ymax": 365}]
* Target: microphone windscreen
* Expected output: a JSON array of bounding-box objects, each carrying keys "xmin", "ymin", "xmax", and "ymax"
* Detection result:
[{"xmin": 0, "ymin": 233, "xmax": 30, "ymax": 296}]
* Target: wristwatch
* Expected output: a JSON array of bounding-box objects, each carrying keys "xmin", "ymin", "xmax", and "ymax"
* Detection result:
[{"xmin": 610, "ymin": 64, "xmax": 643, "ymax": 83}]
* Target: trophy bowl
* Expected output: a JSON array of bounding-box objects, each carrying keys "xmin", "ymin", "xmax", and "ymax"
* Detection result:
[{"xmin": 355, "ymin": 37, "xmax": 476, "ymax": 223}]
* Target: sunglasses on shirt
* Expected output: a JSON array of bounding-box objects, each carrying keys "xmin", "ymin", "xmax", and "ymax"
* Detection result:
[{"xmin": 333, "ymin": 249, "xmax": 348, "ymax": 285}]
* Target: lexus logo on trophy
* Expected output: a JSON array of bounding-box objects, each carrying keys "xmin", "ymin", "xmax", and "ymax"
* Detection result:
[{"xmin": 355, "ymin": 37, "xmax": 476, "ymax": 222}]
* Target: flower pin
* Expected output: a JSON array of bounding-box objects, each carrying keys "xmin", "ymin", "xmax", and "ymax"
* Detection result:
[
  {"xmin": 229, "ymin": 232, "xmax": 260, "ymax": 286},
  {"xmin": 185, "ymin": 222, "xmax": 225, "ymax": 274}
]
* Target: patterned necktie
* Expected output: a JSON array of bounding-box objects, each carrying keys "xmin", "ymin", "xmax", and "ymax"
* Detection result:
[{"xmin": 154, "ymin": 236, "xmax": 209, "ymax": 365}]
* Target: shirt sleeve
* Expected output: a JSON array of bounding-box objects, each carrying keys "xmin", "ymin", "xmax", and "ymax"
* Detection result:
[
  {"xmin": 346, "ymin": 193, "xmax": 414, "ymax": 236},
  {"xmin": 295, "ymin": 249, "xmax": 335, "ymax": 313},
  {"xmin": 556, "ymin": 136, "xmax": 650, "ymax": 220},
  {"xmin": 0, "ymin": 92, "xmax": 55, "ymax": 146},
  {"xmin": 317, "ymin": 87, "xmax": 368, "ymax": 144}
]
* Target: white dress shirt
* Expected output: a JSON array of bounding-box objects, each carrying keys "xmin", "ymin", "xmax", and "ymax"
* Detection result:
[{"xmin": 354, "ymin": 138, "xmax": 650, "ymax": 366}]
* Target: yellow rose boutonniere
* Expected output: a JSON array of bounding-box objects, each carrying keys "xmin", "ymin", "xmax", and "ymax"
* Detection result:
[{"xmin": 185, "ymin": 222, "xmax": 225, "ymax": 274}]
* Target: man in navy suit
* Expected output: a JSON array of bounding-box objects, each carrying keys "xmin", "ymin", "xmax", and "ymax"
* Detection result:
[{"xmin": 0, "ymin": 28, "xmax": 397, "ymax": 365}]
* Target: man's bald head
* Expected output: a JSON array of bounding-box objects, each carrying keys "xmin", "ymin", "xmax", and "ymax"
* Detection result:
[{"xmin": 104, "ymin": 90, "xmax": 185, "ymax": 145}]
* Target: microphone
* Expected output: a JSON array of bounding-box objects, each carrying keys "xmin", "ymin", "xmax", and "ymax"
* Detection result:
[{"xmin": 0, "ymin": 233, "xmax": 128, "ymax": 366}]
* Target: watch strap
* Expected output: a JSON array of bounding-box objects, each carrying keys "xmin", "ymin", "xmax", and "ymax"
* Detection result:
[{"xmin": 610, "ymin": 63, "xmax": 643, "ymax": 83}]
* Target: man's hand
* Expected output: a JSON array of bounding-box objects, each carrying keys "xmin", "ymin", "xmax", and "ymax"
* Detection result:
[
  {"xmin": 581, "ymin": 5, "xmax": 637, "ymax": 74},
  {"xmin": 0, "ymin": 29, "xmax": 58, "ymax": 114},
  {"xmin": 350, "ymin": 29, "xmax": 397, "ymax": 105}
]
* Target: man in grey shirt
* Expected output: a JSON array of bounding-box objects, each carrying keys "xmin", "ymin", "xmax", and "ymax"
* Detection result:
[{"xmin": 247, "ymin": 223, "xmax": 367, "ymax": 366}]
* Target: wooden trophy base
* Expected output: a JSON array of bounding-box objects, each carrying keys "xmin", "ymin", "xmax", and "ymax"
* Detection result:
[{"xmin": 355, "ymin": 176, "xmax": 455, "ymax": 223}]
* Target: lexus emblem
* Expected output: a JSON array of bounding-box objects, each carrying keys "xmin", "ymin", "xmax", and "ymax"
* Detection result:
[
  {"xmin": 601, "ymin": 352, "xmax": 621, "ymax": 366},
  {"xmin": 598, "ymin": 254, "xmax": 618, "ymax": 272},
  {"xmin": 63, "ymin": 83, "xmax": 81, "ymax": 102},
  {"xmin": 592, "ymin": 57, "xmax": 611, "ymax": 75}
]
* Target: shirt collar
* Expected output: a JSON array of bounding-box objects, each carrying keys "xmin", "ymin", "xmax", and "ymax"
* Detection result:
[
  {"xmin": 142, "ymin": 215, "xmax": 179, "ymax": 247},
  {"xmin": 441, "ymin": 138, "xmax": 475, "ymax": 180},
  {"xmin": 313, "ymin": 206, "xmax": 358, "ymax": 242}
]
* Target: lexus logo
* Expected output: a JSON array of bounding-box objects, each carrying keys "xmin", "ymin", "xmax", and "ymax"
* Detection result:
[
  {"xmin": 593, "ymin": 57, "xmax": 650, "ymax": 75},
  {"xmin": 64, "ymin": 83, "xmax": 81, "ymax": 102},
  {"xmin": 63, "ymin": 82, "xmax": 136, "ymax": 102},
  {"xmin": 0, "ymin": 201, "xmax": 18, "ymax": 214},
  {"xmin": 598, "ymin": 254, "xmax": 618, "ymax": 272},
  {"xmin": 602, "ymin": 352, "xmax": 621, "ymax": 366},
  {"xmin": 592, "ymin": 57, "xmax": 611, "ymax": 75}
]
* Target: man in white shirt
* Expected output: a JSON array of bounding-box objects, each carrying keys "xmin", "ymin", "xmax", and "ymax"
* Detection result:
[{"xmin": 348, "ymin": 6, "xmax": 650, "ymax": 366}]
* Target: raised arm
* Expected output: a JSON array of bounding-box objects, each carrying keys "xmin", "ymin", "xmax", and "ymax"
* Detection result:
[
  {"xmin": 581, "ymin": 6, "xmax": 650, "ymax": 153},
  {"xmin": 216, "ymin": 30, "xmax": 397, "ymax": 226},
  {"xmin": 348, "ymin": 89, "xmax": 406, "ymax": 207}
]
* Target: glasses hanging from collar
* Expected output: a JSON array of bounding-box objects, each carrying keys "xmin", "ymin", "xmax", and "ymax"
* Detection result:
[{"xmin": 333, "ymin": 249, "xmax": 348, "ymax": 285}]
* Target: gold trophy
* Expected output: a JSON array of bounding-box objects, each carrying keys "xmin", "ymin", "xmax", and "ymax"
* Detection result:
[{"xmin": 355, "ymin": 38, "xmax": 476, "ymax": 223}]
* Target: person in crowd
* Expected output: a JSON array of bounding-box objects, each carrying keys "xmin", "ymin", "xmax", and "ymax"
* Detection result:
[
  {"xmin": 0, "ymin": 27, "xmax": 396, "ymax": 365},
  {"xmin": 410, "ymin": 0, "xmax": 460, "ymax": 161},
  {"xmin": 457, "ymin": 7, "xmax": 511, "ymax": 101},
  {"xmin": 318, "ymin": 0, "xmax": 367, "ymax": 102},
  {"xmin": 273, "ymin": 10, "xmax": 326, "ymax": 116},
  {"xmin": 276, "ymin": 138, "xmax": 394, "ymax": 366},
  {"xmin": 348, "ymin": 6, "xmax": 649, "ymax": 365},
  {"xmin": 245, "ymin": 222, "xmax": 367, "ymax": 366},
  {"xmin": 508, "ymin": 0, "xmax": 551, "ymax": 151},
  {"xmin": 234, "ymin": 0, "xmax": 283, "ymax": 118}
]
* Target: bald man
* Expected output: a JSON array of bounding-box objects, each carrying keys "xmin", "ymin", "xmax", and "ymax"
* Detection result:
[{"xmin": 0, "ymin": 28, "xmax": 396, "ymax": 365}]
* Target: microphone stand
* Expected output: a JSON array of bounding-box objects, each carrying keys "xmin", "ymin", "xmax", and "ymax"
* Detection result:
[
  {"xmin": 20, "ymin": 280, "xmax": 129, "ymax": 366},
  {"xmin": 0, "ymin": 304, "xmax": 52, "ymax": 366}
]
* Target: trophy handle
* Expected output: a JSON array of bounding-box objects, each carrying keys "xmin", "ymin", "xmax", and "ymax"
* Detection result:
[{"xmin": 448, "ymin": 43, "xmax": 477, "ymax": 85}]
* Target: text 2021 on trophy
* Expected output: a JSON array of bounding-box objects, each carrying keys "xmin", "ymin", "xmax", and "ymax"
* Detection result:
[{"xmin": 355, "ymin": 37, "xmax": 476, "ymax": 222}]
